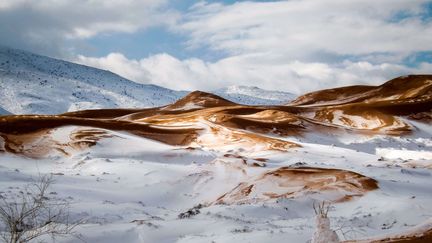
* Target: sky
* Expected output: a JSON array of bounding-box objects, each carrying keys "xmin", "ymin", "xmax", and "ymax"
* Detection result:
[{"xmin": 1, "ymin": 0, "xmax": 432, "ymax": 94}]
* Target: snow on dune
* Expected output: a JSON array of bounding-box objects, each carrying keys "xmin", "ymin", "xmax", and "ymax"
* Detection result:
[
  {"xmin": 213, "ymin": 167, "xmax": 378, "ymax": 205},
  {"xmin": 0, "ymin": 74, "xmax": 432, "ymax": 242},
  {"xmin": 328, "ymin": 110, "xmax": 410, "ymax": 131},
  {"xmin": 2, "ymin": 121, "xmax": 431, "ymax": 242}
]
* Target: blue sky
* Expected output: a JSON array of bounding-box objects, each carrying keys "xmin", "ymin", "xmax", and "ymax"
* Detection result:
[
  {"xmin": 1, "ymin": 0, "xmax": 432, "ymax": 93},
  {"xmin": 85, "ymin": 0, "xmax": 195, "ymax": 59},
  {"xmin": 85, "ymin": 0, "xmax": 263, "ymax": 61},
  {"xmin": 84, "ymin": 0, "xmax": 432, "ymax": 64}
]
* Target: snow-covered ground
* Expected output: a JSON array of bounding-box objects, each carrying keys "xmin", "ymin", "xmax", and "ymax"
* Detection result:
[
  {"xmin": 0, "ymin": 47, "xmax": 431, "ymax": 242},
  {"xmin": 0, "ymin": 119, "xmax": 431, "ymax": 242}
]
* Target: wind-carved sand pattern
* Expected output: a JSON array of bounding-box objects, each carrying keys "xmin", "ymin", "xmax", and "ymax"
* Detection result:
[
  {"xmin": 0, "ymin": 127, "xmax": 113, "ymax": 158},
  {"xmin": 0, "ymin": 75, "xmax": 431, "ymax": 242},
  {"xmin": 214, "ymin": 167, "xmax": 378, "ymax": 205}
]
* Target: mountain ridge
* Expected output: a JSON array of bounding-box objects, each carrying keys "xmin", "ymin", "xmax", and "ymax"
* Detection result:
[
  {"xmin": 0, "ymin": 46, "xmax": 295, "ymax": 115},
  {"xmin": 0, "ymin": 46, "xmax": 186, "ymax": 115},
  {"xmin": 214, "ymin": 85, "xmax": 296, "ymax": 105}
]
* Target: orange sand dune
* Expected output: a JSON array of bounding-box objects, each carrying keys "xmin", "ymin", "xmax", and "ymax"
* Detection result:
[
  {"xmin": 291, "ymin": 75, "xmax": 432, "ymax": 107},
  {"xmin": 1, "ymin": 128, "xmax": 112, "ymax": 158},
  {"xmin": 214, "ymin": 167, "xmax": 378, "ymax": 205},
  {"xmin": 0, "ymin": 75, "xmax": 431, "ymax": 158},
  {"xmin": 0, "ymin": 115, "xmax": 200, "ymax": 157},
  {"xmin": 164, "ymin": 90, "xmax": 236, "ymax": 110}
]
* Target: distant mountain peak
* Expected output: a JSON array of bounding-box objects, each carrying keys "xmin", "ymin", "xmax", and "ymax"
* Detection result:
[{"xmin": 214, "ymin": 85, "xmax": 296, "ymax": 106}]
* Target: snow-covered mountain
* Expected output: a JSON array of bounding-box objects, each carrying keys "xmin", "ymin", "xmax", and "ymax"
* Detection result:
[
  {"xmin": 0, "ymin": 46, "xmax": 187, "ymax": 114},
  {"xmin": 214, "ymin": 85, "xmax": 295, "ymax": 105},
  {"xmin": 0, "ymin": 106, "xmax": 10, "ymax": 115},
  {"xmin": 0, "ymin": 47, "xmax": 296, "ymax": 115}
]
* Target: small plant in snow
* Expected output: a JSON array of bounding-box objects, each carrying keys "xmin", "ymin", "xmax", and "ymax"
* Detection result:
[
  {"xmin": 178, "ymin": 204, "xmax": 203, "ymax": 219},
  {"xmin": 0, "ymin": 175, "xmax": 82, "ymax": 243}
]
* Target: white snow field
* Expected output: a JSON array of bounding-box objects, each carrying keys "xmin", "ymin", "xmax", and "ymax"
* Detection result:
[{"xmin": 0, "ymin": 120, "xmax": 431, "ymax": 242}]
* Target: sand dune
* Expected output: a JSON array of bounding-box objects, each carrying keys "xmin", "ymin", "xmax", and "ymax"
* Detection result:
[
  {"xmin": 1, "ymin": 75, "xmax": 431, "ymax": 156},
  {"xmin": 290, "ymin": 75, "xmax": 432, "ymax": 107},
  {"xmin": 214, "ymin": 167, "xmax": 378, "ymax": 205}
]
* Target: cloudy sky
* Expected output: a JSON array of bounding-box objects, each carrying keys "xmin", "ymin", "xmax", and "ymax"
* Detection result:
[{"xmin": 1, "ymin": 0, "xmax": 432, "ymax": 93}]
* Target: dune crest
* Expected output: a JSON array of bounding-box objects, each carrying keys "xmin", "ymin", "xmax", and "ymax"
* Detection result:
[{"xmin": 1, "ymin": 75, "xmax": 431, "ymax": 157}]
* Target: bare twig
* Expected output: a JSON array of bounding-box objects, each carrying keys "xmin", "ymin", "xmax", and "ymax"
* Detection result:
[{"xmin": 0, "ymin": 175, "xmax": 84, "ymax": 243}]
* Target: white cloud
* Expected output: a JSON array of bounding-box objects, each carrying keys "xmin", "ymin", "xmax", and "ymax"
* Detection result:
[
  {"xmin": 0, "ymin": 0, "xmax": 178, "ymax": 56},
  {"xmin": 76, "ymin": 52, "xmax": 432, "ymax": 94},
  {"xmin": 3, "ymin": 0, "xmax": 432, "ymax": 93},
  {"xmin": 77, "ymin": 0, "xmax": 432, "ymax": 93},
  {"xmin": 181, "ymin": 0, "xmax": 432, "ymax": 60},
  {"xmin": 77, "ymin": 53, "xmax": 151, "ymax": 83}
]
